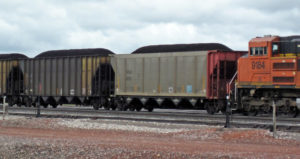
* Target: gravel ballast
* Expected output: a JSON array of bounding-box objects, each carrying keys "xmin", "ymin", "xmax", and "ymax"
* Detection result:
[{"xmin": 0, "ymin": 115, "xmax": 300, "ymax": 158}]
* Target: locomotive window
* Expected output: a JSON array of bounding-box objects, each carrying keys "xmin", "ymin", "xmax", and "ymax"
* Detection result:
[
  {"xmin": 250, "ymin": 47, "xmax": 267, "ymax": 56},
  {"xmin": 259, "ymin": 47, "xmax": 263, "ymax": 55},
  {"xmin": 272, "ymin": 44, "xmax": 279, "ymax": 56},
  {"xmin": 263, "ymin": 47, "xmax": 267, "ymax": 55},
  {"xmin": 250, "ymin": 47, "xmax": 255, "ymax": 56},
  {"xmin": 255, "ymin": 48, "xmax": 259, "ymax": 55}
]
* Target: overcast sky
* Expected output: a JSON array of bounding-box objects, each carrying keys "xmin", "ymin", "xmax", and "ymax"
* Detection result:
[{"xmin": 0, "ymin": 0, "xmax": 299, "ymax": 57}]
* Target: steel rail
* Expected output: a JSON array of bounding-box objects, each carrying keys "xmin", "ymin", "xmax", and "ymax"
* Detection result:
[
  {"xmin": 1, "ymin": 106, "xmax": 300, "ymax": 133},
  {"xmin": 2, "ymin": 106, "xmax": 300, "ymax": 122}
]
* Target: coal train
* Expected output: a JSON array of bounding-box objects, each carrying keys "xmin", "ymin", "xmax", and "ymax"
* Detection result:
[{"xmin": 0, "ymin": 35, "xmax": 299, "ymax": 116}]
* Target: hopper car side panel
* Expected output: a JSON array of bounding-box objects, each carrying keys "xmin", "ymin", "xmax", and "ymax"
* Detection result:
[{"xmin": 114, "ymin": 52, "xmax": 208, "ymax": 97}]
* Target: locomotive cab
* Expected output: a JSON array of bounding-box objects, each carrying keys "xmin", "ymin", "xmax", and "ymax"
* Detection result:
[
  {"xmin": 238, "ymin": 36, "xmax": 274, "ymax": 87},
  {"xmin": 238, "ymin": 35, "xmax": 300, "ymax": 87}
]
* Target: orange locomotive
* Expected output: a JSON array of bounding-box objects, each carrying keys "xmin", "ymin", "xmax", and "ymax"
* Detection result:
[{"xmin": 234, "ymin": 35, "xmax": 300, "ymax": 116}]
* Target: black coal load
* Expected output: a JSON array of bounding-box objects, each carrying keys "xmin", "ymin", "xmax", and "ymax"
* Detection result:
[
  {"xmin": 35, "ymin": 48, "xmax": 114, "ymax": 58},
  {"xmin": 132, "ymin": 43, "xmax": 232, "ymax": 54},
  {"xmin": 0, "ymin": 53, "xmax": 28, "ymax": 59}
]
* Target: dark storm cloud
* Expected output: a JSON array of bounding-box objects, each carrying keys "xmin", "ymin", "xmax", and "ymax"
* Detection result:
[{"xmin": 0, "ymin": 0, "xmax": 299, "ymax": 57}]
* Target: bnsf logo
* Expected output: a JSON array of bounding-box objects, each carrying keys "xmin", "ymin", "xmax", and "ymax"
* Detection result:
[{"xmin": 252, "ymin": 61, "xmax": 265, "ymax": 70}]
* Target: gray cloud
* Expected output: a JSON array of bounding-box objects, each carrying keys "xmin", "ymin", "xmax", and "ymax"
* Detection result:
[{"xmin": 0, "ymin": 0, "xmax": 299, "ymax": 57}]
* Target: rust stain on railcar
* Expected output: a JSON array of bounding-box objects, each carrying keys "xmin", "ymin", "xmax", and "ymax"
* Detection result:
[
  {"xmin": 0, "ymin": 60, "xmax": 20, "ymax": 95},
  {"xmin": 87, "ymin": 57, "xmax": 92, "ymax": 96},
  {"xmin": 82, "ymin": 56, "xmax": 104, "ymax": 96},
  {"xmin": 82, "ymin": 57, "xmax": 87, "ymax": 95}
]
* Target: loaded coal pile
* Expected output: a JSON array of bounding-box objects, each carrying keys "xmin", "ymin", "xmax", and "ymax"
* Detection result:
[
  {"xmin": 132, "ymin": 43, "xmax": 232, "ymax": 54},
  {"xmin": 35, "ymin": 48, "xmax": 114, "ymax": 58},
  {"xmin": 0, "ymin": 53, "xmax": 28, "ymax": 59}
]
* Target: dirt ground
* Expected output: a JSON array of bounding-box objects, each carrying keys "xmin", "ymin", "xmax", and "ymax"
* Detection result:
[{"xmin": 0, "ymin": 116, "xmax": 300, "ymax": 159}]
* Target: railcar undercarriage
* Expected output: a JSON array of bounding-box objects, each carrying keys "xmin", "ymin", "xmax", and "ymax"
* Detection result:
[{"xmin": 237, "ymin": 88, "xmax": 300, "ymax": 117}]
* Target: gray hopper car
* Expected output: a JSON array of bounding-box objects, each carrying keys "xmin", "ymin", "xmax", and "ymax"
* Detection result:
[{"xmin": 111, "ymin": 43, "xmax": 245, "ymax": 113}]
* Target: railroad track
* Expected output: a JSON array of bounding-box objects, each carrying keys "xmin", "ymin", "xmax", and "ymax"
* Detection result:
[
  {"xmin": 2, "ymin": 105, "xmax": 300, "ymax": 121},
  {"xmin": 1, "ymin": 106, "xmax": 300, "ymax": 133}
]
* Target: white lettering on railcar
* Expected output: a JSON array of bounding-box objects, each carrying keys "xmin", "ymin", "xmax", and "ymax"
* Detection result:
[
  {"xmin": 70, "ymin": 89, "xmax": 75, "ymax": 95},
  {"xmin": 82, "ymin": 88, "xmax": 86, "ymax": 95},
  {"xmin": 168, "ymin": 87, "xmax": 173, "ymax": 93}
]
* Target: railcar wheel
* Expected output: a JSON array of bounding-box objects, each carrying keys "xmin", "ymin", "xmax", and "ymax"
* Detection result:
[
  {"xmin": 261, "ymin": 104, "xmax": 271, "ymax": 113},
  {"xmin": 93, "ymin": 103, "xmax": 99, "ymax": 110},
  {"xmin": 220, "ymin": 108, "xmax": 226, "ymax": 115},
  {"xmin": 93, "ymin": 105, "xmax": 99, "ymax": 110},
  {"xmin": 136, "ymin": 106, "xmax": 142, "ymax": 112},
  {"xmin": 26, "ymin": 101, "xmax": 32, "ymax": 107},
  {"xmin": 116, "ymin": 105, "xmax": 125, "ymax": 111},
  {"xmin": 242, "ymin": 103, "xmax": 251, "ymax": 116},
  {"xmin": 7, "ymin": 99, "xmax": 13, "ymax": 107},
  {"xmin": 122, "ymin": 106, "xmax": 128, "ymax": 111},
  {"xmin": 205, "ymin": 103, "xmax": 216, "ymax": 115},
  {"xmin": 280, "ymin": 105, "xmax": 290, "ymax": 114},
  {"xmin": 104, "ymin": 106, "xmax": 110, "ymax": 110},
  {"xmin": 243, "ymin": 111, "xmax": 249, "ymax": 116},
  {"xmin": 288, "ymin": 107, "xmax": 298, "ymax": 118},
  {"xmin": 207, "ymin": 107, "xmax": 215, "ymax": 115},
  {"xmin": 116, "ymin": 102, "xmax": 127, "ymax": 111},
  {"xmin": 248, "ymin": 110, "xmax": 258, "ymax": 116},
  {"xmin": 129, "ymin": 105, "xmax": 135, "ymax": 111},
  {"xmin": 43, "ymin": 104, "xmax": 48, "ymax": 108},
  {"xmin": 243, "ymin": 109, "xmax": 257, "ymax": 116},
  {"xmin": 147, "ymin": 107, "xmax": 153, "ymax": 112},
  {"xmin": 111, "ymin": 105, "xmax": 117, "ymax": 111},
  {"xmin": 124, "ymin": 104, "xmax": 130, "ymax": 111},
  {"xmin": 52, "ymin": 104, "xmax": 58, "ymax": 108}
]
